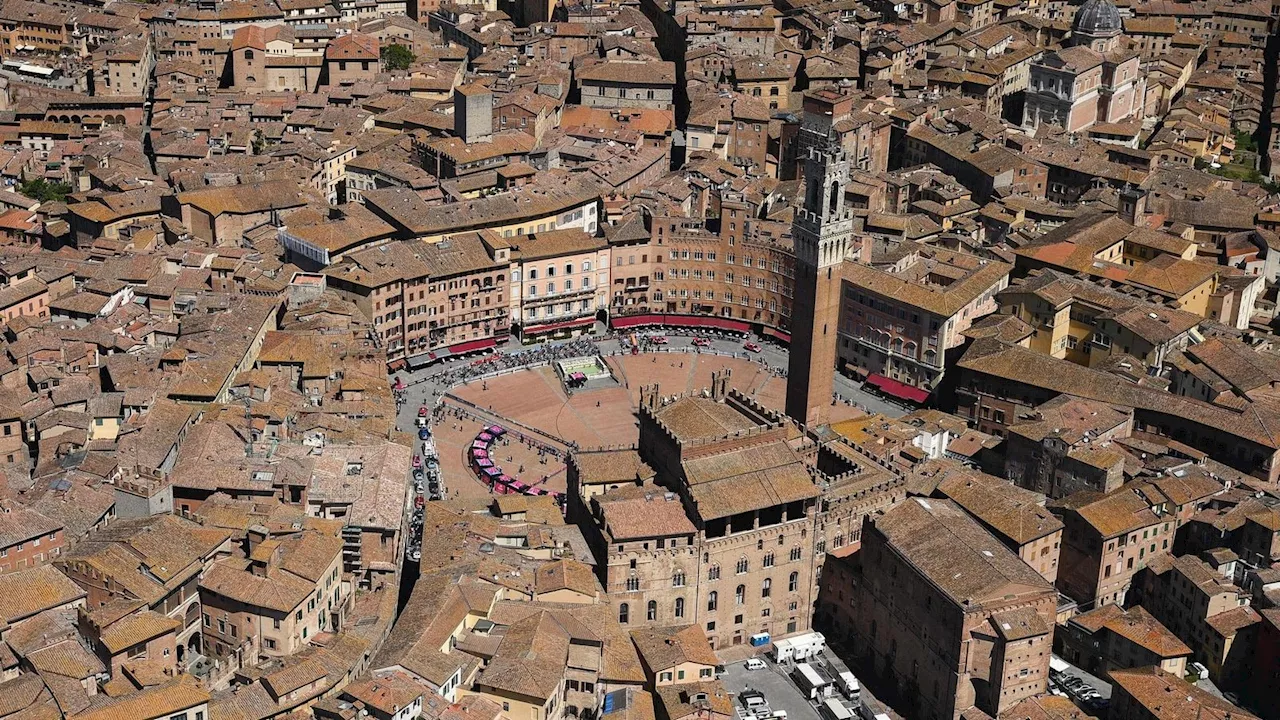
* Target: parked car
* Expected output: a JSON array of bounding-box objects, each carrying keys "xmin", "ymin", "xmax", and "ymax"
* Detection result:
[
  {"xmin": 745, "ymin": 658, "xmax": 766, "ymax": 671},
  {"xmin": 740, "ymin": 690, "xmax": 767, "ymax": 711},
  {"xmin": 418, "ymin": 406, "xmax": 428, "ymax": 417},
  {"xmin": 692, "ymin": 337, "xmax": 712, "ymax": 347},
  {"xmin": 743, "ymin": 341, "xmax": 762, "ymax": 353},
  {"xmin": 649, "ymin": 335, "xmax": 669, "ymax": 344},
  {"xmin": 418, "ymin": 427, "xmax": 431, "ymax": 440}
]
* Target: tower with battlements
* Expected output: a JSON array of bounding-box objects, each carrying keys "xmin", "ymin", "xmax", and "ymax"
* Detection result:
[{"xmin": 785, "ymin": 91, "xmax": 854, "ymax": 429}]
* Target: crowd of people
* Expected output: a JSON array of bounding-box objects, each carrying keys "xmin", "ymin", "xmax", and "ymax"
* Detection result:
[{"xmin": 427, "ymin": 337, "xmax": 602, "ymax": 387}]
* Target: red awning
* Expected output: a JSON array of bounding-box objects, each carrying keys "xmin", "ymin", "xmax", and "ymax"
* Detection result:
[
  {"xmin": 688, "ymin": 316, "xmax": 750, "ymax": 333},
  {"xmin": 449, "ymin": 337, "xmax": 497, "ymax": 355},
  {"xmin": 763, "ymin": 327, "xmax": 791, "ymax": 344},
  {"xmin": 865, "ymin": 373, "xmax": 930, "ymax": 404},
  {"xmin": 611, "ymin": 314, "xmax": 749, "ymax": 333},
  {"xmin": 526, "ymin": 316, "xmax": 595, "ymax": 335},
  {"xmin": 611, "ymin": 313, "xmax": 663, "ymax": 329}
]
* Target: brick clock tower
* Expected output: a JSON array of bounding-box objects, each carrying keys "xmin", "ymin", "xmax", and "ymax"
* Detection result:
[{"xmin": 785, "ymin": 93, "xmax": 854, "ymax": 429}]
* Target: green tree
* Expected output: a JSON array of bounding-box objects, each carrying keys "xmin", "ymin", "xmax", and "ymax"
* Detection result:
[
  {"xmin": 17, "ymin": 178, "xmax": 72, "ymax": 203},
  {"xmin": 1234, "ymin": 130, "xmax": 1258, "ymax": 154},
  {"xmin": 381, "ymin": 44, "xmax": 415, "ymax": 71}
]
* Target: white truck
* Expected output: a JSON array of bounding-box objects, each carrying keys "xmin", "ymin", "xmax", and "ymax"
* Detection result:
[
  {"xmin": 791, "ymin": 663, "xmax": 834, "ymax": 701},
  {"xmin": 769, "ymin": 631, "xmax": 826, "ymax": 663},
  {"xmin": 836, "ymin": 671, "xmax": 860, "ymax": 703}
]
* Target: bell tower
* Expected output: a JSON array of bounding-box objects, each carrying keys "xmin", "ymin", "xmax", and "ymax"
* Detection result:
[{"xmin": 785, "ymin": 91, "xmax": 854, "ymax": 429}]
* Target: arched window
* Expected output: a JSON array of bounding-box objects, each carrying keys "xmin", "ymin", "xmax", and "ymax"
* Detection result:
[
  {"xmin": 675, "ymin": 598, "xmax": 685, "ymax": 618},
  {"xmin": 708, "ymin": 591, "xmax": 718, "ymax": 611},
  {"xmin": 647, "ymin": 601, "xmax": 657, "ymax": 621},
  {"xmin": 244, "ymin": 49, "xmax": 254, "ymax": 60},
  {"xmin": 757, "ymin": 538, "xmax": 764, "ymax": 550},
  {"xmin": 829, "ymin": 181, "xmax": 840, "ymax": 215},
  {"xmin": 619, "ymin": 603, "xmax": 629, "ymax": 624},
  {"xmin": 672, "ymin": 571, "xmax": 686, "ymax": 588},
  {"xmin": 789, "ymin": 572, "xmax": 799, "ymax": 592},
  {"xmin": 762, "ymin": 578, "xmax": 772, "ymax": 598},
  {"xmin": 735, "ymin": 585, "xmax": 745, "ymax": 605},
  {"xmin": 707, "ymin": 564, "xmax": 720, "ymax": 581},
  {"xmin": 736, "ymin": 557, "xmax": 748, "ymax": 574}
]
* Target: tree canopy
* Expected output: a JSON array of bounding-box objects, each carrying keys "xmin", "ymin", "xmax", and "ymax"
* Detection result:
[
  {"xmin": 381, "ymin": 44, "xmax": 415, "ymax": 71},
  {"xmin": 18, "ymin": 178, "xmax": 72, "ymax": 203}
]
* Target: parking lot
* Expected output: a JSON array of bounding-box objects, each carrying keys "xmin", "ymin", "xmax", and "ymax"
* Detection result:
[
  {"xmin": 1050, "ymin": 654, "xmax": 1111, "ymax": 715},
  {"xmin": 719, "ymin": 650, "xmax": 891, "ymax": 720},
  {"xmin": 721, "ymin": 658, "xmax": 825, "ymax": 720}
]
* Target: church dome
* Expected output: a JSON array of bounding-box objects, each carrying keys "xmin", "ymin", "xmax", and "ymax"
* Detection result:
[{"xmin": 1072, "ymin": 0, "xmax": 1123, "ymax": 37}]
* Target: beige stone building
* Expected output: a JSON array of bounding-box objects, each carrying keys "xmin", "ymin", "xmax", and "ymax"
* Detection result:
[
  {"xmin": 324, "ymin": 232, "xmax": 513, "ymax": 366},
  {"xmin": 198, "ymin": 526, "xmax": 349, "ymax": 673},
  {"xmin": 230, "ymin": 24, "xmax": 323, "ymax": 93},
  {"xmin": 324, "ymin": 32, "xmax": 381, "ymax": 86},
  {"xmin": 79, "ymin": 604, "xmax": 181, "ymax": 679},
  {"xmin": 1055, "ymin": 604, "xmax": 1191, "ymax": 680},
  {"xmin": 56, "ymin": 515, "xmax": 232, "ymax": 666},
  {"xmin": 631, "ymin": 625, "xmax": 719, "ymax": 686},
  {"xmin": 1132, "ymin": 553, "xmax": 1260, "ymax": 686},
  {"xmin": 837, "ymin": 245, "xmax": 1012, "ymax": 394},
  {"xmin": 510, "ymin": 230, "xmax": 611, "ymax": 340},
  {"xmin": 1052, "ymin": 473, "xmax": 1220, "ymax": 608},
  {"xmin": 570, "ymin": 376, "xmax": 903, "ymax": 650}
]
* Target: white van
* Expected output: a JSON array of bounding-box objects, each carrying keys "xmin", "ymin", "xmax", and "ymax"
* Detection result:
[
  {"xmin": 745, "ymin": 658, "xmax": 766, "ymax": 671},
  {"xmin": 741, "ymin": 694, "xmax": 768, "ymax": 712},
  {"xmin": 837, "ymin": 672, "xmax": 860, "ymax": 701}
]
